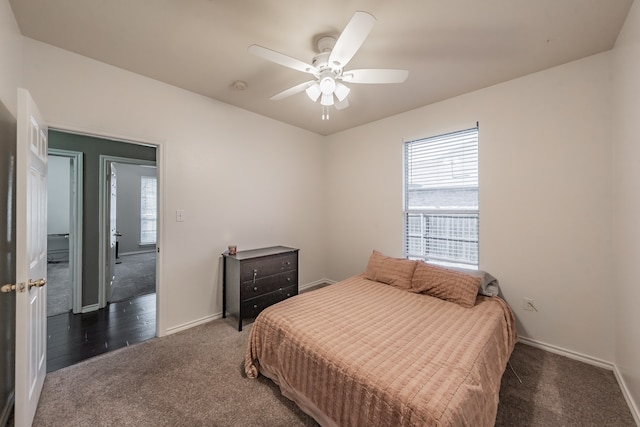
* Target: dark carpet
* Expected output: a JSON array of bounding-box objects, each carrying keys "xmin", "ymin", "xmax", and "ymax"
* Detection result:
[
  {"xmin": 496, "ymin": 343, "xmax": 635, "ymax": 426},
  {"xmin": 110, "ymin": 252, "xmax": 156, "ymax": 302},
  {"xmin": 32, "ymin": 318, "xmax": 636, "ymax": 426},
  {"xmin": 46, "ymin": 261, "xmax": 71, "ymax": 316}
]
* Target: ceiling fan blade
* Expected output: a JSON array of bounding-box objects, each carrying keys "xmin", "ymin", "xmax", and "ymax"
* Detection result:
[
  {"xmin": 270, "ymin": 81, "xmax": 315, "ymax": 101},
  {"xmin": 249, "ymin": 45, "xmax": 318, "ymax": 75},
  {"xmin": 328, "ymin": 11, "xmax": 376, "ymax": 69},
  {"xmin": 341, "ymin": 69, "xmax": 409, "ymax": 84}
]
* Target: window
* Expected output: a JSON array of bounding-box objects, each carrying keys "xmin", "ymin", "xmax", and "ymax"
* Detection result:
[
  {"xmin": 403, "ymin": 126, "xmax": 479, "ymax": 268},
  {"xmin": 140, "ymin": 176, "xmax": 157, "ymax": 245}
]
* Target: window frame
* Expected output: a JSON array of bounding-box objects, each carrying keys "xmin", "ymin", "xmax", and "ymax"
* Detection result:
[
  {"xmin": 403, "ymin": 126, "xmax": 479, "ymax": 269},
  {"xmin": 139, "ymin": 175, "xmax": 157, "ymax": 246}
]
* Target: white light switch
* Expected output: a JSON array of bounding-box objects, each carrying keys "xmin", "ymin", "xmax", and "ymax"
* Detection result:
[{"xmin": 176, "ymin": 210, "xmax": 185, "ymax": 222}]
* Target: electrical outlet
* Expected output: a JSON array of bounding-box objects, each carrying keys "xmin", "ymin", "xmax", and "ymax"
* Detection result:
[{"xmin": 523, "ymin": 298, "xmax": 535, "ymax": 311}]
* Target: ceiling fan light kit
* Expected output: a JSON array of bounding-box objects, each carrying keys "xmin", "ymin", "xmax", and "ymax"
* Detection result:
[
  {"xmin": 248, "ymin": 10, "xmax": 409, "ymax": 120},
  {"xmin": 305, "ymin": 84, "xmax": 321, "ymax": 102}
]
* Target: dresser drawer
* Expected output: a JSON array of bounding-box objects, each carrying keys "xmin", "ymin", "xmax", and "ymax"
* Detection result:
[
  {"xmin": 242, "ymin": 286, "xmax": 297, "ymax": 318},
  {"xmin": 241, "ymin": 270, "xmax": 296, "ymax": 298},
  {"xmin": 223, "ymin": 246, "xmax": 299, "ymax": 331},
  {"xmin": 240, "ymin": 253, "xmax": 297, "ymax": 282}
]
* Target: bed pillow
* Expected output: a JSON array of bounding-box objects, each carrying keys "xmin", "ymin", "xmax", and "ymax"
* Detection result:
[
  {"xmin": 410, "ymin": 262, "xmax": 480, "ymax": 308},
  {"xmin": 446, "ymin": 266, "xmax": 500, "ymax": 296},
  {"xmin": 363, "ymin": 250, "xmax": 417, "ymax": 290}
]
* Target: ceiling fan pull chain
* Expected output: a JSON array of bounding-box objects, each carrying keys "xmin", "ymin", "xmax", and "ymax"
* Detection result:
[{"xmin": 322, "ymin": 106, "xmax": 330, "ymax": 121}]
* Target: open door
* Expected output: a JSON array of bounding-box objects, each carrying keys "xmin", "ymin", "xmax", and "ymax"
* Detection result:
[
  {"xmin": 15, "ymin": 88, "xmax": 48, "ymax": 426},
  {"xmin": 106, "ymin": 162, "xmax": 117, "ymax": 303}
]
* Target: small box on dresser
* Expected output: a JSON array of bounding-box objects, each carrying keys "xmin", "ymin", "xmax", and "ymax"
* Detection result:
[{"xmin": 222, "ymin": 246, "xmax": 299, "ymax": 331}]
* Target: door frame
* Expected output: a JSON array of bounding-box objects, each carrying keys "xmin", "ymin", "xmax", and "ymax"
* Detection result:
[
  {"xmin": 48, "ymin": 126, "xmax": 165, "ymax": 337},
  {"xmin": 48, "ymin": 149, "xmax": 83, "ymax": 314},
  {"xmin": 98, "ymin": 155, "xmax": 157, "ymax": 310}
]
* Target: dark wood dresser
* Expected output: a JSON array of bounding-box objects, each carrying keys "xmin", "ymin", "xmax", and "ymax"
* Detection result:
[{"xmin": 222, "ymin": 246, "xmax": 299, "ymax": 331}]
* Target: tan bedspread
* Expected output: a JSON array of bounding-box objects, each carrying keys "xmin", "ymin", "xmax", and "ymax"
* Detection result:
[{"xmin": 245, "ymin": 275, "xmax": 516, "ymax": 427}]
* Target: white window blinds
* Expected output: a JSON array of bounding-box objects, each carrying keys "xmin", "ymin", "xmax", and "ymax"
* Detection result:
[
  {"xmin": 404, "ymin": 126, "xmax": 479, "ymax": 268},
  {"xmin": 140, "ymin": 176, "xmax": 157, "ymax": 245}
]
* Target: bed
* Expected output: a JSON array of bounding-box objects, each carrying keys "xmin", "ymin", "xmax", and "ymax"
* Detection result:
[{"xmin": 245, "ymin": 251, "xmax": 516, "ymax": 426}]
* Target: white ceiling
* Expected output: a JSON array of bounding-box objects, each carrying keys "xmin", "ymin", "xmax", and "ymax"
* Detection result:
[{"xmin": 9, "ymin": 0, "xmax": 634, "ymax": 135}]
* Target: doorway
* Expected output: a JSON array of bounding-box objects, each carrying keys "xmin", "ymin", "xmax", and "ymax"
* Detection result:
[
  {"xmin": 99, "ymin": 158, "xmax": 157, "ymax": 308},
  {"xmin": 46, "ymin": 130, "xmax": 159, "ymax": 372},
  {"xmin": 0, "ymin": 99, "xmax": 16, "ymax": 427},
  {"xmin": 46, "ymin": 150, "xmax": 83, "ymax": 317}
]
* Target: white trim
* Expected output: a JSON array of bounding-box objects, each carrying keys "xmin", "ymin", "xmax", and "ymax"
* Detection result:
[
  {"xmin": 48, "ymin": 125, "xmax": 162, "ymax": 148},
  {"xmin": 166, "ymin": 280, "xmax": 337, "ymax": 335},
  {"xmin": 48, "ymin": 149, "xmax": 83, "ymax": 314},
  {"xmin": 613, "ymin": 365, "xmax": 640, "ymax": 425},
  {"xmin": 299, "ymin": 279, "xmax": 336, "ymax": 291},
  {"xmin": 517, "ymin": 336, "xmax": 613, "ymax": 370},
  {"xmin": 118, "ymin": 249, "xmax": 156, "ymax": 257},
  {"xmin": 517, "ymin": 337, "xmax": 640, "ymax": 423},
  {"xmin": 155, "ymin": 141, "xmax": 165, "ymax": 337},
  {"xmin": 80, "ymin": 303, "xmax": 99, "ymax": 313},
  {"xmin": 165, "ymin": 313, "xmax": 222, "ymax": 336}
]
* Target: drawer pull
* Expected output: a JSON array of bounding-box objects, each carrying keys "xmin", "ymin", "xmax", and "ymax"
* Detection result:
[
  {"xmin": 287, "ymin": 277, "xmax": 291, "ymax": 282},
  {"xmin": 252, "ymin": 269, "xmax": 258, "ymax": 283},
  {"xmin": 253, "ymin": 286, "xmax": 258, "ymax": 291},
  {"xmin": 253, "ymin": 304, "xmax": 258, "ymax": 309},
  {"xmin": 286, "ymin": 293, "xmax": 291, "ymax": 297}
]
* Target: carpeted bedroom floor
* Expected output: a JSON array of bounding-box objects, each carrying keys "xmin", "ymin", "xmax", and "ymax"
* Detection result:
[{"xmin": 30, "ymin": 315, "xmax": 636, "ymax": 426}]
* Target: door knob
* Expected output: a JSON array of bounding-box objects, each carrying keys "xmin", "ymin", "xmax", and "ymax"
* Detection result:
[
  {"xmin": 1, "ymin": 283, "xmax": 16, "ymax": 293},
  {"xmin": 28, "ymin": 279, "xmax": 46, "ymax": 289},
  {"xmin": 1, "ymin": 282, "xmax": 26, "ymax": 293}
]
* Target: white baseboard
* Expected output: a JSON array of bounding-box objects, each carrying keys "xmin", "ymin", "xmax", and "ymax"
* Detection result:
[
  {"xmin": 613, "ymin": 365, "xmax": 640, "ymax": 426},
  {"xmin": 165, "ymin": 280, "xmax": 335, "ymax": 335},
  {"xmin": 80, "ymin": 303, "xmax": 100, "ymax": 313},
  {"xmin": 165, "ymin": 313, "xmax": 221, "ymax": 335},
  {"xmin": 518, "ymin": 336, "xmax": 614, "ymax": 370},
  {"xmin": 518, "ymin": 336, "xmax": 640, "ymax": 424},
  {"xmin": 119, "ymin": 249, "xmax": 155, "ymax": 256}
]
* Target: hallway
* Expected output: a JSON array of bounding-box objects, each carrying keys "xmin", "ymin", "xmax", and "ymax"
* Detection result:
[{"xmin": 47, "ymin": 293, "xmax": 156, "ymax": 372}]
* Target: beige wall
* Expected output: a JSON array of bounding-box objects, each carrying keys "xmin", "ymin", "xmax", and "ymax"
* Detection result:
[
  {"xmin": 325, "ymin": 52, "xmax": 614, "ymax": 362},
  {"xmin": 2, "ymin": 0, "xmax": 638, "ymax": 415},
  {"xmin": 0, "ymin": 0, "xmax": 21, "ymax": 116},
  {"xmin": 21, "ymin": 37, "xmax": 326, "ymax": 333},
  {"xmin": 613, "ymin": 0, "xmax": 640, "ymax": 416}
]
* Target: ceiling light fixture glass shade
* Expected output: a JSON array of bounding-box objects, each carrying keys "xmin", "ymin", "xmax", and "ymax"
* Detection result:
[
  {"xmin": 321, "ymin": 93, "xmax": 334, "ymax": 106},
  {"xmin": 319, "ymin": 75, "xmax": 336, "ymax": 95},
  {"xmin": 305, "ymin": 83, "xmax": 321, "ymax": 102},
  {"xmin": 334, "ymin": 82, "xmax": 351, "ymax": 102}
]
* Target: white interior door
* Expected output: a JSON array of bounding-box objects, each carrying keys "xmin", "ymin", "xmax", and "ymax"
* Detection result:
[{"xmin": 15, "ymin": 88, "xmax": 48, "ymax": 427}]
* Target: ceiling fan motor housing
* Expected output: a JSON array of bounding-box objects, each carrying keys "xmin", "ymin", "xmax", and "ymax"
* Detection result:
[{"xmin": 249, "ymin": 11, "xmax": 407, "ymax": 113}]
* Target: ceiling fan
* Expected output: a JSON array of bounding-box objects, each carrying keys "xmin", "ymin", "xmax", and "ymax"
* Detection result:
[{"xmin": 248, "ymin": 11, "xmax": 409, "ymax": 117}]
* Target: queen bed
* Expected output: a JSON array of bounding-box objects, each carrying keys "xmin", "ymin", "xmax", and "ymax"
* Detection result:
[{"xmin": 245, "ymin": 251, "xmax": 516, "ymax": 426}]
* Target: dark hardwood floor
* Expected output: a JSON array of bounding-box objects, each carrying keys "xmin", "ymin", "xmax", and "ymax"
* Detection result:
[{"xmin": 47, "ymin": 293, "xmax": 156, "ymax": 372}]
